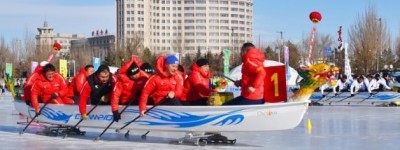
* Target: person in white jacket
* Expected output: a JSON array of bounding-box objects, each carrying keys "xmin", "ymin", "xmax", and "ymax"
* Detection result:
[
  {"xmin": 364, "ymin": 75, "xmax": 377, "ymax": 95},
  {"xmin": 350, "ymin": 76, "xmax": 365, "ymax": 96},
  {"xmin": 320, "ymin": 79, "xmax": 337, "ymax": 97},
  {"xmin": 374, "ymin": 74, "xmax": 391, "ymax": 91},
  {"xmin": 334, "ymin": 75, "xmax": 351, "ymax": 92}
]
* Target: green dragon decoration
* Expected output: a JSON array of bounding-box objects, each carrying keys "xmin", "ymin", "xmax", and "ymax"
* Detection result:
[{"xmin": 290, "ymin": 63, "xmax": 339, "ymax": 102}]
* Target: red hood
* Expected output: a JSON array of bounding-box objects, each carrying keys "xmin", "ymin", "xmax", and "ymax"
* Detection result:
[
  {"xmin": 242, "ymin": 48, "xmax": 265, "ymax": 63},
  {"xmin": 155, "ymin": 56, "xmax": 170, "ymax": 77},
  {"xmin": 190, "ymin": 63, "xmax": 209, "ymax": 78},
  {"xmin": 78, "ymin": 67, "xmax": 87, "ymax": 76},
  {"xmin": 119, "ymin": 59, "xmax": 143, "ymax": 74},
  {"xmin": 33, "ymin": 66, "xmax": 43, "ymax": 74}
]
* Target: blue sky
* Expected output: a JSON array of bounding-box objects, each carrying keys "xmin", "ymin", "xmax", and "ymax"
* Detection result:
[
  {"xmin": 0, "ymin": 0, "xmax": 399, "ymax": 46},
  {"xmin": 253, "ymin": 0, "xmax": 400, "ymax": 45}
]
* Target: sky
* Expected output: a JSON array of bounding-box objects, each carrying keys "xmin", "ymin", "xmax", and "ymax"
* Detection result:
[{"xmin": 0, "ymin": 0, "xmax": 399, "ymax": 46}]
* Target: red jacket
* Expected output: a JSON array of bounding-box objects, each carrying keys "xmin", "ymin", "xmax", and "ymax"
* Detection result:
[
  {"xmin": 110, "ymin": 60, "xmax": 149, "ymax": 112},
  {"xmin": 30, "ymin": 73, "xmax": 70, "ymax": 110},
  {"xmin": 241, "ymin": 48, "xmax": 266, "ymax": 100},
  {"xmin": 139, "ymin": 56, "xmax": 184, "ymax": 112},
  {"xmin": 79, "ymin": 74, "xmax": 117, "ymax": 115},
  {"xmin": 23, "ymin": 66, "xmax": 43, "ymax": 101},
  {"xmin": 181, "ymin": 62, "xmax": 213, "ymax": 101},
  {"xmin": 67, "ymin": 67, "xmax": 89, "ymax": 96}
]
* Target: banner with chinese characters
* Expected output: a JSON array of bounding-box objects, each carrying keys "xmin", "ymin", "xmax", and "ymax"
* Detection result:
[
  {"xmin": 5, "ymin": 63, "xmax": 12, "ymax": 77},
  {"xmin": 59, "ymin": 59, "xmax": 68, "ymax": 79},
  {"xmin": 223, "ymin": 49, "xmax": 232, "ymax": 77}
]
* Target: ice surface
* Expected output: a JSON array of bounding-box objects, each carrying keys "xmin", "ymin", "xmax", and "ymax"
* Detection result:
[{"xmin": 1, "ymin": 92, "xmax": 399, "ymax": 150}]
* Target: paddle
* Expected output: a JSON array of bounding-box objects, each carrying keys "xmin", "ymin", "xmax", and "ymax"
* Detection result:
[
  {"xmin": 334, "ymin": 92, "xmax": 359, "ymax": 104},
  {"xmin": 94, "ymin": 98, "xmax": 137, "ymax": 141},
  {"xmin": 310, "ymin": 91, "xmax": 331, "ymax": 105},
  {"xmin": 322, "ymin": 92, "xmax": 342, "ymax": 102},
  {"xmin": 63, "ymin": 99, "xmax": 102, "ymax": 138},
  {"xmin": 356, "ymin": 92, "xmax": 379, "ymax": 104},
  {"xmin": 116, "ymin": 98, "xmax": 169, "ymax": 133},
  {"xmin": 19, "ymin": 100, "xmax": 52, "ymax": 135},
  {"xmin": 221, "ymin": 75, "xmax": 236, "ymax": 82},
  {"xmin": 141, "ymin": 131, "xmax": 150, "ymax": 139}
]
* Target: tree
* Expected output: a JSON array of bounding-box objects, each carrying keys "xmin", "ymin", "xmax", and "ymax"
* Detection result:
[
  {"xmin": 195, "ymin": 46, "xmax": 201, "ymax": 60},
  {"xmin": 348, "ymin": 5, "xmax": 391, "ymax": 74},
  {"xmin": 286, "ymin": 41, "xmax": 302, "ymax": 69},
  {"xmin": 264, "ymin": 46, "xmax": 278, "ymax": 61},
  {"xmin": 381, "ymin": 48, "xmax": 395, "ymax": 69},
  {"xmin": 125, "ymin": 33, "xmax": 143, "ymax": 56},
  {"xmin": 333, "ymin": 48, "xmax": 345, "ymax": 71},
  {"xmin": 141, "ymin": 47, "xmax": 156, "ymax": 66},
  {"xmin": 183, "ymin": 53, "xmax": 192, "ymax": 71},
  {"xmin": 395, "ymin": 37, "xmax": 400, "ymax": 68},
  {"xmin": 300, "ymin": 33, "xmax": 334, "ymax": 64}
]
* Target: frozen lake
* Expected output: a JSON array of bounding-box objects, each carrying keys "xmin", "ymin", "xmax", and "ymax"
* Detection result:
[{"xmin": 1, "ymin": 93, "xmax": 399, "ymax": 150}]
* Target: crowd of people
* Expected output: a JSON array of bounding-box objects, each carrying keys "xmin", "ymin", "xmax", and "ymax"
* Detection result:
[
  {"xmin": 22, "ymin": 42, "xmax": 267, "ymax": 121},
  {"xmin": 319, "ymin": 73, "xmax": 393, "ymax": 97}
]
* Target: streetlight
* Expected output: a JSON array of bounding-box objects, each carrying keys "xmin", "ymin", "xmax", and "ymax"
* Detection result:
[
  {"xmin": 68, "ymin": 60, "xmax": 76, "ymax": 77},
  {"xmin": 277, "ymin": 31, "xmax": 284, "ymax": 63},
  {"xmin": 230, "ymin": 28, "xmax": 236, "ymax": 52},
  {"xmin": 275, "ymin": 46, "xmax": 280, "ymax": 62}
]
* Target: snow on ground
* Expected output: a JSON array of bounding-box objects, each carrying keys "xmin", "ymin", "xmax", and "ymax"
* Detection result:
[{"xmin": 1, "ymin": 92, "xmax": 400, "ymax": 150}]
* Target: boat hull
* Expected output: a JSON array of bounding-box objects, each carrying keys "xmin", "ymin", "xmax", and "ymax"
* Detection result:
[
  {"xmin": 14, "ymin": 100, "xmax": 309, "ymax": 132},
  {"xmin": 310, "ymin": 92, "xmax": 400, "ymax": 106}
]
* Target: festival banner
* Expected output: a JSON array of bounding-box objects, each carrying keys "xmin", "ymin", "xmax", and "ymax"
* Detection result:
[
  {"xmin": 284, "ymin": 46, "xmax": 291, "ymax": 80},
  {"xmin": 59, "ymin": 59, "xmax": 68, "ymax": 79},
  {"xmin": 284, "ymin": 46, "xmax": 289, "ymax": 64},
  {"xmin": 223, "ymin": 49, "xmax": 232, "ymax": 77},
  {"xmin": 31, "ymin": 61, "xmax": 38, "ymax": 74},
  {"xmin": 93, "ymin": 57, "xmax": 101, "ymax": 71},
  {"xmin": 343, "ymin": 42, "xmax": 352, "ymax": 80},
  {"xmin": 5, "ymin": 63, "xmax": 12, "ymax": 77}
]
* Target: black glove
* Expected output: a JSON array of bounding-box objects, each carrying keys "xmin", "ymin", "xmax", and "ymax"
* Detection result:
[
  {"xmin": 350, "ymin": 94, "xmax": 354, "ymax": 97},
  {"xmin": 322, "ymin": 95, "xmax": 326, "ymax": 98},
  {"xmin": 370, "ymin": 93, "xmax": 374, "ymax": 96},
  {"xmin": 51, "ymin": 93, "xmax": 58, "ymax": 99},
  {"xmin": 113, "ymin": 111, "xmax": 121, "ymax": 122}
]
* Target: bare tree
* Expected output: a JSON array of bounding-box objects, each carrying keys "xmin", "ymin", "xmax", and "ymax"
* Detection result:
[
  {"xmin": 126, "ymin": 33, "xmax": 143, "ymax": 56},
  {"xmin": 71, "ymin": 42, "xmax": 92, "ymax": 71},
  {"xmin": 348, "ymin": 5, "xmax": 391, "ymax": 74},
  {"xmin": 286, "ymin": 41, "xmax": 302, "ymax": 69},
  {"xmin": 171, "ymin": 32, "xmax": 185, "ymax": 61},
  {"xmin": 300, "ymin": 33, "xmax": 334, "ymax": 64},
  {"xmin": 395, "ymin": 37, "xmax": 400, "ymax": 68},
  {"xmin": 264, "ymin": 45, "xmax": 278, "ymax": 61}
]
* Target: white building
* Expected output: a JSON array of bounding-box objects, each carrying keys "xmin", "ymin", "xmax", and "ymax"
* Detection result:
[
  {"xmin": 116, "ymin": 0, "xmax": 253, "ymax": 54},
  {"xmin": 36, "ymin": 21, "xmax": 86, "ymax": 53}
]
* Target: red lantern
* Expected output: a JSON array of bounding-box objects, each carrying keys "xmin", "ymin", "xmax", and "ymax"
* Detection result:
[
  {"xmin": 53, "ymin": 42, "xmax": 62, "ymax": 51},
  {"xmin": 309, "ymin": 11, "xmax": 322, "ymax": 23}
]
